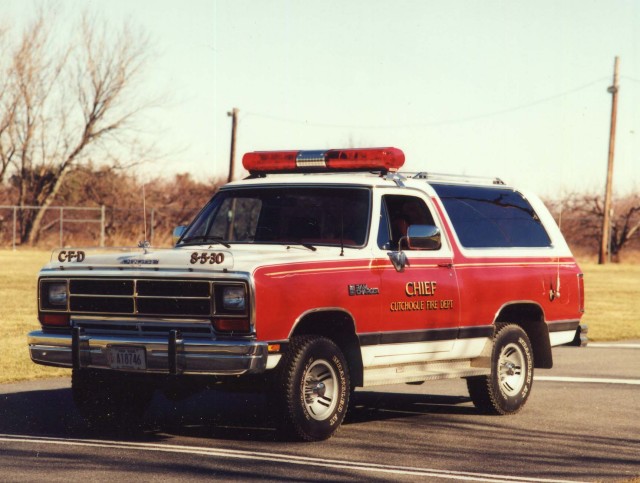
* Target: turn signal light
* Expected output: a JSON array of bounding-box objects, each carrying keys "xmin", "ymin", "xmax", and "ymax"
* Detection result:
[
  {"xmin": 213, "ymin": 318, "xmax": 250, "ymax": 333},
  {"xmin": 39, "ymin": 313, "xmax": 70, "ymax": 327}
]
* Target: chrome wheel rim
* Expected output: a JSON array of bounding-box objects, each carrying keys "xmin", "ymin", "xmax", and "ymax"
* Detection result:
[
  {"xmin": 498, "ymin": 342, "xmax": 526, "ymax": 396},
  {"xmin": 303, "ymin": 359, "xmax": 338, "ymax": 421}
]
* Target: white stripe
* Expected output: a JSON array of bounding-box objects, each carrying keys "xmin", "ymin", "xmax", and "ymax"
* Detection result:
[
  {"xmin": 536, "ymin": 376, "xmax": 640, "ymax": 385},
  {"xmin": 0, "ymin": 434, "xmax": 584, "ymax": 483},
  {"xmin": 587, "ymin": 343, "xmax": 640, "ymax": 349}
]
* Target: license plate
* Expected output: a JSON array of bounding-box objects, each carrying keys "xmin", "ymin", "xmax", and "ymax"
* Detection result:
[{"xmin": 108, "ymin": 346, "xmax": 146, "ymax": 370}]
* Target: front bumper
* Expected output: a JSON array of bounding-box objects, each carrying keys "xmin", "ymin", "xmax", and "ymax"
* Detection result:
[{"xmin": 28, "ymin": 328, "xmax": 268, "ymax": 376}]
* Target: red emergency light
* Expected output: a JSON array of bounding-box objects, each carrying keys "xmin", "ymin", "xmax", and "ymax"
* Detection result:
[{"xmin": 242, "ymin": 147, "xmax": 405, "ymax": 173}]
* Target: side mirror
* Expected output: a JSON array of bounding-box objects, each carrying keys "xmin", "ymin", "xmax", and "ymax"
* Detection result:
[
  {"xmin": 388, "ymin": 225, "xmax": 442, "ymax": 272},
  {"xmin": 173, "ymin": 225, "xmax": 187, "ymax": 246},
  {"xmin": 406, "ymin": 224, "xmax": 442, "ymax": 250}
]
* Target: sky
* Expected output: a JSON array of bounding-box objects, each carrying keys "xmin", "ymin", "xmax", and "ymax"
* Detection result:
[{"xmin": 3, "ymin": 0, "xmax": 640, "ymax": 198}]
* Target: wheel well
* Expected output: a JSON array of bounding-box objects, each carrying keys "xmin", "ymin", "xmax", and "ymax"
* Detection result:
[
  {"xmin": 495, "ymin": 303, "xmax": 553, "ymax": 369},
  {"xmin": 290, "ymin": 310, "xmax": 363, "ymax": 387}
]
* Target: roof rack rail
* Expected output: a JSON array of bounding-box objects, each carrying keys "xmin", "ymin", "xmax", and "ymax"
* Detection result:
[{"xmin": 409, "ymin": 172, "xmax": 505, "ymax": 185}]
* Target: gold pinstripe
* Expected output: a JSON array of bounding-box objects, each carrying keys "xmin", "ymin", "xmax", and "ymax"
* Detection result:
[{"xmin": 263, "ymin": 259, "xmax": 577, "ymax": 277}]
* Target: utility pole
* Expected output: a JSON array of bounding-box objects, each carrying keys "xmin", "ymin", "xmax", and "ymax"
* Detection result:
[
  {"xmin": 227, "ymin": 108, "xmax": 239, "ymax": 183},
  {"xmin": 226, "ymin": 108, "xmax": 239, "ymax": 241},
  {"xmin": 599, "ymin": 57, "xmax": 620, "ymax": 264}
]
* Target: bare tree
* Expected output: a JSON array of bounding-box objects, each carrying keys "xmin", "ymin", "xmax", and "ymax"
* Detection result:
[
  {"xmin": 608, "ymin": 194, "xmax": 640, "ymax": 257},
  {"xmin": 0, "ymin": 25, "xmax": 22, "ymax": 183},
  {"xmin": 43, "ymin": 165, "xmax": 219, "ymax": 247},
  {"xmin": 0, "ymin": 10, "xmax": 154, "ymax": 244},
  {"xmin": 549, "ymin": 192, "xmax": 640, "ymax": 260}
]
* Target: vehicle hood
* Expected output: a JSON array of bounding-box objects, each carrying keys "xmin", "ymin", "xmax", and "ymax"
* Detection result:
[{"xmin": 42, "ymin": 245, "xmax": 354, "ymax": 276}]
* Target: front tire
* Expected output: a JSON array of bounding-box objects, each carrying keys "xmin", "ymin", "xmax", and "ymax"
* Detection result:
[
  {"xmin": 274, "ymin": 336, "xmax": 350, "ymax": 441},
  {"xmin": 467, "ymin": 324, "xmax": 534, "ymax": 415}
]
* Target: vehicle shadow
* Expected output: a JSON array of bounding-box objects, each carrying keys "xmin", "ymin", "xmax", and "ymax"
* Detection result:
[
  {"xmin": 346, "ymin": 390, "xmax": 477, "ymax": 424},
  {"xmin": 0, "ymin": 382, "xmax": 477, "ymax": 443}
]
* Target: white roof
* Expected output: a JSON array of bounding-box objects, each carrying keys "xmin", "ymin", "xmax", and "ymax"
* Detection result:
[{"xmin": 225, "ymin": 171, "xmax": 515, "ymax": 197}]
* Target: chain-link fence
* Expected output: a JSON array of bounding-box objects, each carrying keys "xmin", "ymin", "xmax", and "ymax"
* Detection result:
[
  {"xmin": 0, "ymin": 205, "xmax": 106, "ymax": 250},
  {"xmin": 0, "ymin": 204, "xmax": 193, "ymax": 249}
]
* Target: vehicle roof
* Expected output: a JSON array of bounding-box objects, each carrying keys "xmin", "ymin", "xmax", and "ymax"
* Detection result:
[{"xmin": 224, "ymin": 171, "xmax": 517, "ymax": 197}]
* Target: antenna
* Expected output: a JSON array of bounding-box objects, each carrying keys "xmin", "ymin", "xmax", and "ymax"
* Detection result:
[
  {"xmin": 556, "ymin": 206, "xmax": 562, "ymax": 297},
  {"xmin": 550, "ymin": 204, "xmax": 562, "ymax": 300},
  {"xmin": 339, "ymin": 210, "xmax": 345, "ymax": 257},
  {"xmin": 143, "ymin": 183, "xmax": 148, "ymax": 242},
  {"xmin": 138, "ymin": 183, "xmax": 150, "ymax": 250}
]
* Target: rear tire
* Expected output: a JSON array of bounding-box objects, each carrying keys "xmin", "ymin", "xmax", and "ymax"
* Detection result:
[
  {"xmin": 467, "ymin": 324, "xmax": 534, "ymax": 415},
  {"xmin": 273, "ymin": 336, "xmax": 350, "ymax": 441}
]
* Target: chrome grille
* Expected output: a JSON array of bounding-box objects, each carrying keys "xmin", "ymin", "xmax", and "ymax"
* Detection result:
[{"xmin": 67, "ymin": 278, "xmax": 212, "ymax": 317}]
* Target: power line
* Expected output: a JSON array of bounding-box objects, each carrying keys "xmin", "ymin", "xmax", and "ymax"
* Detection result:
[{"xmin": 244, "ymin": 76, "xmax": 610, "ymax": 130}]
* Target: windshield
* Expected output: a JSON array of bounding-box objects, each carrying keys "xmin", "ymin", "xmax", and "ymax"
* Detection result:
[{"xmin": 179, "ymin": 186, "xmax": 371, "ymax": 248}]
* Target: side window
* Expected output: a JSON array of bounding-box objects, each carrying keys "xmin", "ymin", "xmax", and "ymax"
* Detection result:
[
  {"xmin": 377, "ymin": 200, "xmax": 392, "ymax": 249},
  {"xmin": 431, "ymin": 184, "xmax": 552, "ymax": 248},
  {"xmin": 378, "ymin": 195, "xmax": 436, "ymax": 250}
]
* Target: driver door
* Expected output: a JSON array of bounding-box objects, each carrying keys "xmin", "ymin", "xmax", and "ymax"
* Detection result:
[{"xmin": 374, "ymin": 192, "xmax": 460, "ymax": 360}]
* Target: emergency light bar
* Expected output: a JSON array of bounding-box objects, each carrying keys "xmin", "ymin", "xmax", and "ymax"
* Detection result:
[{"xmin": 242, "ymin": 147, "xmax": 405, "ymax": 173}]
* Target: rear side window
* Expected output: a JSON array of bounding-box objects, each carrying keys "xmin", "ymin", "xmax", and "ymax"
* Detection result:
[{"xmin": 431, "ymin": 184, "xmax": 551, "ymax": 248}]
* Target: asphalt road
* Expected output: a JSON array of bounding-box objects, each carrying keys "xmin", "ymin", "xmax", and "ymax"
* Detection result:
[{"xmin": 1, "ymin": 343, "xmax": 638, "ymax": 482}]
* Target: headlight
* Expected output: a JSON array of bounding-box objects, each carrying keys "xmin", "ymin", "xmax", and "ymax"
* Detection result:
[
  {"xmin": 222, "ymin": 285, "xmax": 246, "ymax": 311},
  {"xmin": 48, "ymin": 282, "xmax": 68, "ymax": 306},
  {"xmin": 39, "ymin": 280, "xmax": 68, "ymax": 311}
]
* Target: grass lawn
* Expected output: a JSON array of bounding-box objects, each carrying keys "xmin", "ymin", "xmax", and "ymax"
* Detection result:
[
  {"xmin": 0, "ymin": 250, "xmax": 638, "ymax": 383},
  {"xmin": 579, "ymin": 262, "xmax": 640, "ymax": 342},
  {"xmin": 0, "ymin": 250, "xmax": 67, "ymax": 383}
]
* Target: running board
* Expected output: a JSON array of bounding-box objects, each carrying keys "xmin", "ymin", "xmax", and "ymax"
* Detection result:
[{"xmin": 362, "ymin": 358, "xmax": 490, "ymax": 387}]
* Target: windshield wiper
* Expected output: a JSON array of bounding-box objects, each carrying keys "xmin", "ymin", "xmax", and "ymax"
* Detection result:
[
  {"xmin": 286, "ymin": 242, "xmax": 317, "ymax": 252},
  {"xmin": 180, "ymin": 236, "xmax": 231, "ymax": 248}
]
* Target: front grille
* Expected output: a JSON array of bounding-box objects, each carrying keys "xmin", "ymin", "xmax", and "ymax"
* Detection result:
[
  {"xmin": 137, "ymin": 280, "xmax": 210, "ymax": 298},
  {"xmin": 136, "ymin": 297, "xmax": 211, "ymax": 316},
  {"xmin": 74, "ymin": 318, "xmax": 214, "ymax": 338},
  {"xmin": 67, "ymin": 278, "xmax": 212, "ymax": 317},
  {"xmin": 70, "ymin": 296, "xmax": 134, "ymax": 314},
  {"xmin": 70, "ymin": 279, "xmax": 133, "ymax": 295}
]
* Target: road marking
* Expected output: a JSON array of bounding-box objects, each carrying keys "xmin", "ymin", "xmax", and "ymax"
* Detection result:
[
  {"xmin": 587, "ymin": 343, "xmax": 640, "ymax": 349},
  {"xmin": 536, "ymin": 376, "xmax": 640, "ymax": 385},
  {"xmin": 0, "ymin": 434, "xmax": 585, "ymax": 483}
]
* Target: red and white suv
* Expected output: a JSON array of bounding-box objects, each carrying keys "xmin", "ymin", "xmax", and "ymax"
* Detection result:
[{"xmin": 30, "ymin": 147, "xmax": 586, "ymax": 441}]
